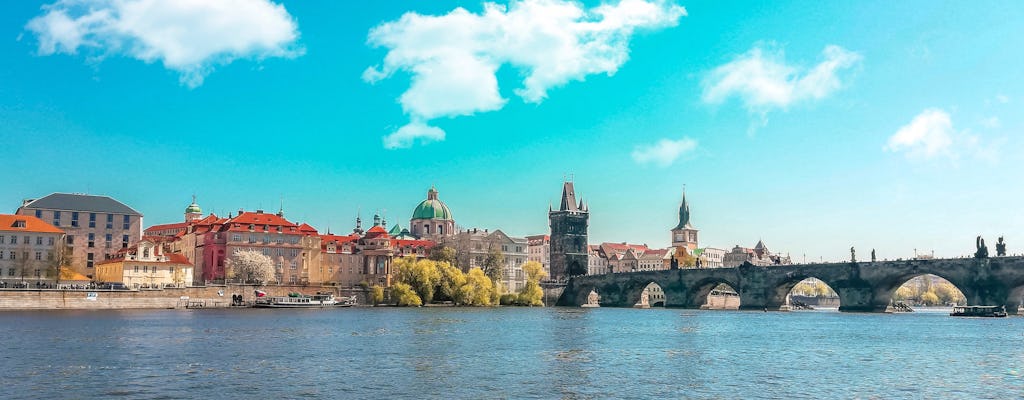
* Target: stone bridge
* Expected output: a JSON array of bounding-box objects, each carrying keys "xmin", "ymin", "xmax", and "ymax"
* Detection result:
[{"xmin": 556, "ymin": 256, "xmax": 1024, "ymax": 313}]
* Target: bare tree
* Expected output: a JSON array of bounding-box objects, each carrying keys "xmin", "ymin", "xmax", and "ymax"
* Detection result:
[
  {"xmin": 44, "ymin": 242, "xmax": 73, "ymax": 284},
  {"xmin": 13, "ymin": 244, "xmax": 35, "ymax": 283}
]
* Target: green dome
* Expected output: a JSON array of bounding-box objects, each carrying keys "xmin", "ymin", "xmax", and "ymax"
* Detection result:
[
  {"xmin": 185, "ymin": 196, "xmax": 202, "ymax": 214},
  {"xmin": 411, "ymin": 187, "xmax": 453, "ymax": 221}
]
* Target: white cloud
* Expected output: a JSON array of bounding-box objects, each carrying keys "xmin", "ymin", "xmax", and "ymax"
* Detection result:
[
  {"xmin": 365, "ymin": 0, "xmax": 686, "ymax": 148},
  {"xmin": 702, "ymin": 44, "xmax": 861, "ymax": 113},
  {"xmin": 996, "ymin": 94, "xmax": 1010, "ymax": 104},
  {"xmin": 885, "ymin": 109, "xmax": 955, "ymax": 158},
  {"xmin": 25, "ymin": 0, "xmax": 302, "ymax": 87},
  {"xmin": 383, "ymin": 120, "xmax": 446, "ymax": 149},
  {"xmin": 631, "ymin": 137, "xmax": 697, "ymax": 167},
  {"xmin": 980, "ymin": 116, "xmax": 1001, "ymax": 129}
]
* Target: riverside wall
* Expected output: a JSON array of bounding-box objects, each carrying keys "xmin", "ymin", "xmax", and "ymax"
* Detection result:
[{"xmin": 0, "ymin": 285, "xmax": 368, "ymax": 310}]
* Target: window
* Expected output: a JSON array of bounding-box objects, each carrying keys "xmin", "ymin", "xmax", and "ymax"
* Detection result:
[
  {"xmin": 106, "ymin": 214, "xmax": 113, "ymax": 229},
  {"xmin": 35, "ymin": 210, "xmax": 42, "ymax": 218},
  {"xmin": 105, "ymin": 234, "xmax": 112, "ymax": 249},
  {"xmin": 9, "ymin": 236, "xmax": 15, "ymax": 245},
  {"xmin": 71, "ymin": 212, "xmax": 79, "ymax": 227},
  {"xmin": 169, "ymin": 266, "xmax": 175, "ymax": 274},
  {"xmin": 135, "ymin": 266, "xmax": 140, "ymax": 273},
  {"xmin": 23, "ymin": 236, "xmax": 29, "ymax": 244},
  {"xmin": 248, "ymin": 234, "xmax": 256, "ymax": 243},
  {"xmin": 34, "ymin": 269, "xmax": 40, "ymax": 277},
  {"xmin": 7, "ymin": 268, "xmax": 13, "ymax": 276},
  {"xmin": 36, "ymin": 236, "xmax": 42, "ymax": 245},
  {"xmin": 151, "ymin": 266, "xmax": 157, "ymax": 273},
  {"xmin": 35, "ymin": 252, "xmax": 42, "ymax": 261},
  {"xmin": 0, "ymin": 251, "xmax": 3, "ymax": 259},
  {"xmin": 47, "ymin": 237, "xmax": 54, "ymax": 246},
  {"xmin": 0, "ymin": 235, "xmax": 3, "ymax": 244},
  {"xmin": 47, "ymin": 251, "xmax": 53, "ymax": 261},
  {"xmin": 143, "ymin": 266, "xmax": 148, "ymax": 273},
  {"xmin": 123, "ymin": 215, "xmax": 130, "ymax": 230},
  {"xmin": 88, "ymin": 233, "xmax": 95, "ymax": 248},
  {"xmin": 290, "ymin": 262, "xmax": 297, "ymax": 270},
  {"xmin": 53, "ymin": 211, "xmax": 61, "ymax": 227},
  {"xmin": 122, "ymin": 235, "xmax": 129, "ymax": 248},
  {"xmin": 232, "ymin": 234, "xmax": 242, "ymax": 242},
  {"xmin": 89, "ymin": 213, "xmax": 96, "ymax": 228}
]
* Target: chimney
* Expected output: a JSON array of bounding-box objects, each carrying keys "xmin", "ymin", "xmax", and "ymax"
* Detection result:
[
  {"xmin": 256, "ymin": 209, "xmax": 264, "ymax": 214},
  {"xmin": 21, "ymin": 199, "xmax": 34, "ymax": 207},
  {"xmin": 238, "ymin": 208, "xmax": 244, "ymax": 216}
]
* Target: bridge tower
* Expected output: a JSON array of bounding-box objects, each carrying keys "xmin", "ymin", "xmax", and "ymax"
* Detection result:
[
  {"xmin": 671, "ymin": 190, "xmax": 698, "ymax": 251},
  {"xmin": 549, "ymin": 181, "xmax": 589, "ymax": 280}
]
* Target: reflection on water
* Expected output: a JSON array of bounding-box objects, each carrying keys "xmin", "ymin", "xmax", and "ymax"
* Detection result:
[{"xmin": 0, "ymin": 307, "xmax": 1022, "ymax": 399}]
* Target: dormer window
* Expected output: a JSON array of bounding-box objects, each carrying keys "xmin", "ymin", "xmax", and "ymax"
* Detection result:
[
  {"xmin": 248, "ymin": 224, "xmax": 255, "ymax": 231},
  {"xmin": 12, "ymin": 220, "xmax": 26, "ymax": 228}
]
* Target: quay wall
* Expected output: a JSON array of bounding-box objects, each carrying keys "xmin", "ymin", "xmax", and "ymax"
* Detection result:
[{"xmin": 0, "ymin": 285, "xmax": 368, "ymax": 310}]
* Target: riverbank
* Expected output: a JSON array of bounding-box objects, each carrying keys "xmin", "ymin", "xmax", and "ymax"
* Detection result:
[{"xmin": 0, "ymin": 285, "xmax": 367, "ymax": 310}]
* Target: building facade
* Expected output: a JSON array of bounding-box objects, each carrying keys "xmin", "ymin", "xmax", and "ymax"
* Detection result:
[
  {"xmin": 444, "ymin": 228, "xmax": 528, "ymax": 293},
  {"xmin": 0, "ymin": 214, "xmax": 66, "ymax": 284},
  {"xmin": 549, "ymin": 182, "xmax": 589, "ymax": 281},
  {"xmin": 94, "ymin": 240, "xmax": 194, "ymax": 288},
  {"xmin": 723, "ymin": 240, "xmax": 792, "ymax": 267},
  {"xmin": 525, "ymin": 234, "xmax": 550, "ymax": 278},
  {"xmin": 17, "ymin": 193, "xmax": 143, "ymax": 279}
]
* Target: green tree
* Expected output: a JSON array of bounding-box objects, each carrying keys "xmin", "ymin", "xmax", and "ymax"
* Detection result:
[
  {"xmin": 370, "ymin": 285, "xmax": 384, "ymax": 306},
  {"xmin": 394, "ymin": 257, "xmax": 441, "ymax": 303},
  {"xmin": 517, "ymin": 261, "xmax": 547, "ymax": 306},
  {"xmin": 675, "ymin": 247, "xmax": 696, "ymax": 268},
  {"xmin": 390, "ymin": 282, "xmax": 422, "ymax": 306},
  {"xmin": 436, "ymin": 262, "xmax": 467, "ymax": 304},
  {"xmin": 459, "ymin": 267, "xmax": 494, "ymax": 306},
  {"xmin": 482, "ymin": 247, "xmax": 505, "ymax": 283},
  {"xmin": 428, "ymin": 246, "xmax": 458, "ymax": 267}
]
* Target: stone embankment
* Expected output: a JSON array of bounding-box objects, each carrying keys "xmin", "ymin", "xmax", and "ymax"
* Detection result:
[{"xmin": 0, "ymin": 285, "xmax": 367, "ymax": 310}]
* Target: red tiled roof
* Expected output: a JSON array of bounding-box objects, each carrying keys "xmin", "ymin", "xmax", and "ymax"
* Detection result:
[
  {"xmin": 298, "ymin": 223, "xmax": 319, "ymax": 235},
  {"xmin": 0, "ymin": 214, "xmax": 63, "ymax": 234},
  {"xmin": 319, "ymin": 234, "xmax": 360, "ymax": 248},
  {"xmin": 145, "ymin": 221, "xmax": 188, "ymax": 232},
  {"xmin": 364, "ymin": 225, "xmax": 389, "ymax": 239}
]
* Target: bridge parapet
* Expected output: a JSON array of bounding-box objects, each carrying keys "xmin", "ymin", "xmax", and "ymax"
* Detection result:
[{"xmin": 557, "ymin": 256, "xmax": 1024, "ymax": 313}]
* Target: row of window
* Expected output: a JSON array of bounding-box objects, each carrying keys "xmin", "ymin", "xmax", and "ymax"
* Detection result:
[
  {"xmin": 230, "ymin": 233, "xmax": 302, "ymax": 244},
  {"xmin": 0, "ymin": 235, "xmax": 57, "ymax": 246},
  {"xmin": 0, "ymin": 251, "xmax": 53, "ymax": 260},
  {"xmin": 70, "ymin": 234, "xmax": 130, "ymax": 249},
  {"xmin": 131, "ymin": 265, "xmax": 176, "ymax": 274},
  {"xmin": 35, "ymin": 210, "xmax": 132, "ymax": 230},
  {"xmin": 5, "ymin": 268, "xmax": 42, "ymax": 277}
]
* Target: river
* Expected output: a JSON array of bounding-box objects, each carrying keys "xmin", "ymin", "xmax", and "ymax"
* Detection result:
[{"xmin": 1, "ymin": 307, "xmax": 1021, "ymax": 399}]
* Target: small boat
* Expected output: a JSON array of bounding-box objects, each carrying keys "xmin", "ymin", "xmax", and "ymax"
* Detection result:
[
  {"xmin": 950, "ymin": 305, "xmax": 1007, "ymax": 317},
  {"xmin": 253, "ymin": 292, "xmax": 338, "ymax": 308},
  {"xmin": 336, "ymin": 295, "xmax": 357, "ymax": 307}
]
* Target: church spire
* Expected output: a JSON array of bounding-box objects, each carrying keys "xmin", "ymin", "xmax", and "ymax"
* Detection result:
[{"xmin": 673, "ymin": 190, "xmax": 691, "ymax": 230}]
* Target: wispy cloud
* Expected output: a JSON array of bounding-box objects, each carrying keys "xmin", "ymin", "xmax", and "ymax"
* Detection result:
[
  {"xmin": 631, "ymin": 137, "xmax": 697, "ymax": 167},
  {"xmin": 25, "ymin": 0, "xmax": 302, "ymax": 87},
  {"xmin": 365, "ymin": 0, "xmax": 687, "ymax": 149},
  {"xmin": 885, "ymin": 108, "xmax": 996, "ymax": 162},
  {"xmin": 383, "ymin": 120, "xmax": 446, "ymax": 149},
  {"xmin": 702, "ymin": 44, "xmax": 861, "ymax": 115}
]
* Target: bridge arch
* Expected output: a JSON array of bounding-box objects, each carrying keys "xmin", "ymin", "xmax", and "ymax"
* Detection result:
[
  {"xmin": 877, "ymin": 272, "xmax": 971, "ymax": 310},
  {"xmin": 686, "ymin": 277, "xmax": 741, "ymax": 309},
  {"xmin": 771, "ymin": 276, "xmax": 841, "ymax": 310}
]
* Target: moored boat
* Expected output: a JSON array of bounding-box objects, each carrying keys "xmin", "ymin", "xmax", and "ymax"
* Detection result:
[
  {"xmin": 950, "ymin": 305, "xmax": 1007, "ymax": 317},
  {"xmin": 254, "ymin": 292, "xmax": 338, "ymax": 308}
]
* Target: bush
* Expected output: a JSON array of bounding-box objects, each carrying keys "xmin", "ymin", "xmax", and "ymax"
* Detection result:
[{"xmin": 499, "ymin": 294, "xmax": 519, "ymax": 306}]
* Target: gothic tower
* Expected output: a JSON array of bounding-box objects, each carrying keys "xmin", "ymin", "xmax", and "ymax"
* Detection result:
[
  {"xmin": 549, "ymin": 181, "xmax": 589, "ymax": 280},
  {"xmin": 670, "ymin": 190, "xmax": 699, "ymax": 251}
]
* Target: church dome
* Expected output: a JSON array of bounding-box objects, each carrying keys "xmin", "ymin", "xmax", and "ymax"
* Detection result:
[
  {"xmin": 411, "ymin": 187, "xmax": 453, "ymax": 221},
  {"xmin": 185, "ymin": 196, "xmax": 202, "ymax": 214}
]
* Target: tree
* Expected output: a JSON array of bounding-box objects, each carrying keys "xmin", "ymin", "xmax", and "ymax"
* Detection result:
[
  {"xmin": 44, "ymin": 243, "xmax": 72, "ymax": 283},
  {"xmin": 436, "ymin": 262, "xmax": 467, "ymax": 304},
  {"xmin": 13, "ymin": 244, "xmax": 35, "ymax": 282},
  {"xmin": 394, "ymin": 257, "xmax": 441, "ymax": 303},
  {"xmin": 675, "ymin": 247, "xmax": 696, "ymax": 268},
  {"xmin": 517, "ymin": 261, "xmax": 547, "ymax": 306},
  {"xmin": 390, "ymin": 282, "xmax": 422, "ymax": 306},
  {"xmin": 919, "ymin": 291, "xmax": 940, "ymax": 306},
  {"xmin": 482, "ymin": 247, "xmax": 505, "ymax": 283},
  {"xmin": 370, "ymin": 285, "xmax": 384, "ymax": 306},
  {"xmin": 459, "ymin": 267, "xmax": 494, "ymax": 306},
  {"xmin": 225, "ymin": 250, "xmax": 275, "ymax": 284},
  {"xmin": 428, "ymin": 246, "xmax": 458, "ymax": 267}
]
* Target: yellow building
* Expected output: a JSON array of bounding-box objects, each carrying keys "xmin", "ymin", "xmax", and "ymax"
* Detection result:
[{"xmin": 95, "ymin": 240, "xmax": 193, "ymax": 288}]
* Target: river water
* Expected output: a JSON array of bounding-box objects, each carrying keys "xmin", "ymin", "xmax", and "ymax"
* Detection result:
[{"xmin": 1, "ymin": 307, "xmax": 1021, "ymax": 399}]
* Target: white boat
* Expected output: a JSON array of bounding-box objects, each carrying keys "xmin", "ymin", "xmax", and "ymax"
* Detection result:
[{"xmin": 254, "ymin": 292, "xmax": 338, "ymax": 308}]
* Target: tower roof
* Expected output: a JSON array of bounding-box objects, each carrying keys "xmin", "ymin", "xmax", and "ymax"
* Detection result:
[
  {"xmin": 412, "ymin": 187, "xmax": 453, "ymax": 221},
  {"xmin": 185, "ymin": 195, "xmax": 201, "ymax": 214},
  {"xmin": 559, "ymin": 182, "xmax": 579, "ymax": 212},
  {"xmin": 672, "ymin": 191, "xmax": 692, "ymax": 230}
]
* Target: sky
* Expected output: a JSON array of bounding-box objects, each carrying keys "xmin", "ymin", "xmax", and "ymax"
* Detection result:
[{"xmin": 2, "ymin": 0, "xmax": 1022, "ymax": 262}]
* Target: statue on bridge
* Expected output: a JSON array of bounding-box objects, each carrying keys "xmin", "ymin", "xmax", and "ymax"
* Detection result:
[
  {"xmin": 975, "ymin": 236, "xmax": 989, "ymax": 259},
  {"xmin": 996, "ymin": 236, "xmax": 1007, "ymax": 257},
  {"xmin": 871, "ymin": 249, "xmax": 876, "ymax": 262},
  {"xmin": 850, "ymin": 247, "xmax": 856, "ymax": 263}
]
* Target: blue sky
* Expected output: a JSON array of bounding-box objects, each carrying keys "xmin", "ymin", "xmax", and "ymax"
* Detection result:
[{"xmin": 2, "ymin": 0, "xmax": 1022, "ymax": 261}]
